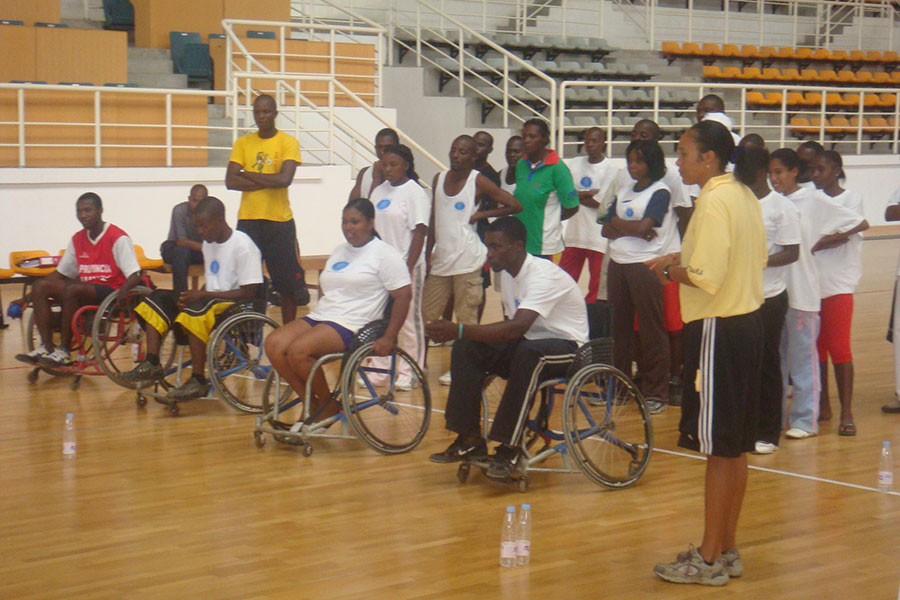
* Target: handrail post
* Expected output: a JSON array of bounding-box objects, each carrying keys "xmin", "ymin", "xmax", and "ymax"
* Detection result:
[
  {"xmin": 329, "ymin": 79, "xmax": 335, "ymax": 165},
  {"xmin": 416, "ymin": 1, "xmax": 422, "ymax": 67},
  {"xmin": 780, "ymin": 86, "xmax": 787, "ymax": 148},
  {"xmin": 648, "ymin": 0, "xmax": 655, "ymax": 49},
  {"xmin": 558, "ymin": 82, "xmax": 566, "ymax": 156},
  {"xmin": 688, "ymin": 0, "xmax": 694, "ymax": 42},
  {"xmin": 503, "ymin": 55, "xmax": 509, "ymax": 128},
  {"xmin": 280, "ymin": 25, "xmax": 286, "ymax": 73},
  {"xmin": 94, "ymin": 90, "xmax": 101, "ymax": 167},
  {"xmin": 458, "ymin": 29, "xmax": 464, "ymax": 97},
  {"xmin": 794, "ymin": 0, "xmax": 800, "ymax": 48},
  {"xmin": 165, "ymin": 93, "xmax": 173, "ymax": 167},
  {"xmin": 758, "ymin": 0, "xmax": 763, "ymax": 46},
  {"xmin": 893, "ymin": 92, "xmax": 899, "ymax": 154},
  {"xmin": 723, "ymin": 0, "xmax": 729, "ymax": 44},
  {"xmin": 376, "ymin": 32, "xmax": 384, "ymax": 106},
  {"xmin": 17, "ymin": 87, "xmax": 25, "ymax": 167}
]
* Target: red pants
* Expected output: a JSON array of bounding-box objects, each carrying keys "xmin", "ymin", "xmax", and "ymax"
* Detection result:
[
  {"xmin": 559, "ymin": 246, "xmax": 604, "ymax": 303},
  {"xmin": 817, "ymin": 293, "xmax": 853, "ymax": 364}
]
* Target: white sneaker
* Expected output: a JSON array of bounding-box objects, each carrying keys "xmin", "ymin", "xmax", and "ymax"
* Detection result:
[
  {"xmin": 40, "ymin": 347, "xmax": 73, "ymax": 367},
  {"xmin": 784, "ymin": 428, "xmax": 816, "ymax": 439},
  {"xmin": 753, "ymin": 441, "xmax": 778, "ymax": 454},
  {"xmin": 394, "ymin": 378, "xmax": 414, "ymax": 391},
  {"xmin": 438, "ymin": 371, "xmax": 452, "ymax": 386}
]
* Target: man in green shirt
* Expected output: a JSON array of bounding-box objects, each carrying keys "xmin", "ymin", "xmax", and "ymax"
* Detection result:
[{"xmin": 513, "ymin": 119, "xmax": 578, "ymax": 257}]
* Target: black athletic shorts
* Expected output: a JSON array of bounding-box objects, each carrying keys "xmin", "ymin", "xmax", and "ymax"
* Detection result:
[
  {"xmin": 237, "ymin": 219, "xmax": 302, "ymax": 299},
  {"xmin": 678, "ymin": 310, "xmax": 763, "ymax": 458},
  {"xmin": 93, "ymin": 284, "xmax": 116, "ymax": 303}
]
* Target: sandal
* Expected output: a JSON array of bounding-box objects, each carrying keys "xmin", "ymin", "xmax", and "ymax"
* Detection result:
[{"xmin": 838, "ymin": 422, "xmax": 857, "ymax": 436}]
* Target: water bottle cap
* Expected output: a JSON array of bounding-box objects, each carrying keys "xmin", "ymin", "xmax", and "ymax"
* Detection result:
[
  {"xmin": 521, "ymin": 503, "xmax": 531, "ymax": 510},
  {"xmin": 506, "ymin": 505, "xmax": 516, "ymax": 513},
  {"xmin": 66, "ymin": 412, "xmax": 74, "ymax": 418}
]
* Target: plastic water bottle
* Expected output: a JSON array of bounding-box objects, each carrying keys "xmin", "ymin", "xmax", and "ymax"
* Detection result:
[
  {"xmin": 499, "ymin": 505, "xmax": 517, "ymax": 567},
  {"xmin": 516, "ymin": 503, "xmax": 532, "ymax": 565},
  {"xmin": 878, "ymin": 441, "xmax": 893, "ymax": 492},
  {"xmin": 63, "ymin": 413, "xmax": 76, "ymax": 459}
]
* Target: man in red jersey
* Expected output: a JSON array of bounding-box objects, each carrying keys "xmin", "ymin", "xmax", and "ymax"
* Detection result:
[{"xmin": 16, "ymin": 192, "xmax": 142, "ymax": 367}]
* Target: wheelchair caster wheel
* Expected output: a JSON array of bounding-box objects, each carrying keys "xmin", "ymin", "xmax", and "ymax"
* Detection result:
[
  {"xmin": 70, "ymin": 377, "xmax": 81, "ymax": 391},
  {"xmin": 27, "ymin": 369, "xmax": 39, "ymax": 383},
  {"xmin": 302, "ymin": 444, "xmax": 313, "ymax": 457},
  {"xmin": 457, "ymin": 463, "xmax": 470, "ymax": 484},
  {"xmin": 136, "ymin": 394, "xmax": 147, "ymax": 408},
  {"xmin": 253, "ymin": 431, "xmax": 266, "ymax": 448},
  {"xmin": 167, "ymin": 403, "xmax": 180, "ymax": 417},
  {"xmin": 517, "ymin": 476, "xmax": 529, "ymax": 493}
]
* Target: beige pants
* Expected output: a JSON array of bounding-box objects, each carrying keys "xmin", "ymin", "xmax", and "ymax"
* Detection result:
[{"xmin": 422, "ymin": 267, "xmax": 484, "ymax": 325}]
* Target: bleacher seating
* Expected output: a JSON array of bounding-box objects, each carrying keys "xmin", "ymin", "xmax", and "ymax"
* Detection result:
[
  {"xmin": 103, "ymin": 0, "xmax": 134, "ymax": 31},
  {"xmin": 665, "ymin": 41, "xmax": 900, "ymax": 70},
  {"xmin": 178, "ymin": 43, "xmax": 213, "ymax": 84},
  {"xmin": 704, "ymin": 64, "xmax": 897, "ymax": 85}
]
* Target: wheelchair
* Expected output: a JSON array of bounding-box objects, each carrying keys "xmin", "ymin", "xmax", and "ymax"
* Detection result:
[
  {"xmin": 456, "ymin": 336, "xmax": 653, "ymax": 493},
  {"xmin": 21, "ymin": 285, "xmax": 156, "ymax": 390},
  {"xmin": 134, "ymin": 297, "xmax": 280, "ymax": 416},
  {"xmin": 253, "ymin": 319, "xmax": 432, "ymax": 456}
]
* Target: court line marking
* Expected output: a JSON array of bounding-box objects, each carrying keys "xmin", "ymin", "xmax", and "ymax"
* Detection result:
[{"xmin": 653, "ymin": 446, "xmax": 900, "ymax": 497}]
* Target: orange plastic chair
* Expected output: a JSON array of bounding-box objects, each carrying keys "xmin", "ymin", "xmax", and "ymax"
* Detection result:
[
  {"xmin": 741, "ymin": 66, "xmax": 763, "ymax": 80},
  {"xmin": 847, "ymin": 50, "xmax": 866, "ymax": 62},
  {"xmin": 681, "ymin": 42, "xmax": 701, "ymax": 55},
  {"xmin": 737, "ymin": 45, "xmax": 758, "ymax": 58},
  {"xmin": 661, "ymin": 41, "xmax": 681, "ymax": 55},
  {"xmin": 865, "ymin": 50, "xmax": 883, "ymax": 62},
  {"xmin": 812, "ymin": 48, "xmax": 831, "ymax": 61},
  {"xmin": 765, "ymin": 92, "xmax": 783, "ymax": 105},
  {"xmin": 818, "ymin": 69, "xmax": 839, "ymax": 83},
  {"xmin": 841, "ymin": 93, "xmax": 861, "ymax": 107},
  {"xmin": 854, "ymin": 71, "xmax": 873, "ymax": 84},
  {"xmin": 775, "ymin": 47, "xmax": 794, "ymax": 59},
  {"xmin": 701, "ymin": 43, "xmax": 720, "ymax": 57},
  {"xmin": 133, "ymin": 245, "xmax": 164, "ymax": 271},
  {"xmin": 830, "ymin": 50, "xmax": 848, "ymax": 61},
  {"xmin": 801, "ymin": 92, "xmax": 824, "ymax": 106},
  {"xmin": 746, "ymin": 91, "xmax": 767, "ymax": 105},
  {"xmin": 786, "ymin": 92, "xmax": 805, "ymax": 106},
  {"xmin": 0, "ymin": 268, "xmax": 15, "ymax": 279},
  {"xmin": 754, "ymin": 46, "xmax": 776, "ymax": 59},
  {"xmin": 799, "ymin": 69, "xmax": 820, "ymax": 81},
  {"xmin": 702, "ymin": 65, "xmax": 722, "ymax": 79},
  {"xmin": 793, "ymin": 47, "xmax": 814, "ymax": 60},
  {"xmin": 761, "ymin": 67, "xmax": 782, "ymax": 81},
  {"xmin": 720, "ymin": 44, "xmax": 740, "ymax": 57},
  {"xmin": 780, "ymin": 68, "xmax": 801, "ymax": 81},
  {"xmin": 791, "ymin": 116, "xmax": 816, "ymax": 136},
  {"xmin": 883, "ymin": 51, "xmax": 900, "ymax": 63},
  {"xmin": 879, "ymin": 93, "xmax": 898, "ymax": 107},
  {"xmin": 865, "ymin": 116, "xmax": 890, "ymax": 133},
  {"xmin": 836, "ymin": 70, "xmax": 855, "ymax": 83},
  {"xmin": 825, "ymin": 92, "xmax": 844, "ymax": 107},
  {"xmin": 721, "ymin": 66, "xmax": 742, "ymax": 79},
  {"xmin": 827, "ymin": 116, "xmax": 851, "ymax": 134},
  {"xmin": 871, "ymin": 71, "xmax": 891, "ymax": 84},
  {"xmin": 891, "ymin": 72, "xmax": 900, "ymax": 84},
  {"xmin": 863, "ymin": 93, "xmax": 881, "ymax": 108},
  {"xmin": 10, "ymin": 250, "xmax": 57, "ymax": 277}
]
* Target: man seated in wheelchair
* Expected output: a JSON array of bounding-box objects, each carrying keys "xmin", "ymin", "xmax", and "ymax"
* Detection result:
[
  {"xmin": 15, "ymin": 192, "xmax": 143, "ymax": 368},
  {"xmin": 121, "ymin": 196, "xmax": 264, "ymax": 400},
  {"xmin": 425, "ymin": 217, "xmax": 589, "ymax": 480},
  {"xmin": 265, "ymin": 197, "xmax": 412, "ymax": 423}
]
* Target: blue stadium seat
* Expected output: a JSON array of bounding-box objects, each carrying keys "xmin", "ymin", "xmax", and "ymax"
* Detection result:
[
  {"xmin": 208, "ymin": 33, "xmax": 226, "ymax": 40},
  {"xmin": 178, "ymin": 43, "xmax": 213, "ymax": 84},
  {"xmin": 35, "ymin": 22, "xmax": 69, "ymax": 28},
  {"xmin": 246, "ymin": 30, "xmax": 276, "ymax": 39},
  {"xmin": 103, "ymin": 0, "xmax": 134, "ymax": 30},
  {"xmin": 60, "ymin": 82, "xmax": 94, "ymax": 86},
  {"xmin": 10, "ymin": 81, "xmax": 47, "ymax": 84},
  {"xmin": 104, "ymin": 82, "xmax": 138, "ymax": 87},
  {"xmin": 0, "ymin": 19, "xmax": 24, "ymax": 25},
  {"xmin": 170, "ymin": 31, "xmax": 202, "ymax": 75}
]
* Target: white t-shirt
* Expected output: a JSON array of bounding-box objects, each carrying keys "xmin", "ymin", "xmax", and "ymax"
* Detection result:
[
  {"xmin": 800, "ymin": 181, "xmax": 817, "ymax": 192},
  {"xmin": 890, "ymin": 186, "xmax": 900, "ymax": 276},
  {"xmin": 617, "ymin": 162, "xmax": 690, "ymax": 255},
  {"xmin": 499, "ymin": 166, "xmax": 517, "ymax": 194},
  {"xmin": 563, "ymin": 156, "xmax": 618, "ymax": 253},
  {"xmin": 815, "ymin": 189, "xmax": 865, "ymax": 297},
  {"xmin": 57, "ymin": 223, "xmax": 141, "ymax": 281},
  {"xmin": 202, "ymin": 230, "xmax": 263, "ymax": 293},
  {"xmin": 307, "ymin": 237, "xmax": 411, "ymax": 333},
  {"xmin": 785, "ymin": 187, "xmax": 865, "ymax": 311},
  {"xmin": 500, "ymin": 254, "xmax": 589, "ymax": 344},
  {"xmin": 430, "ymin": 170, "xmax": 487, "ymax": 276},
  {"xmin": 370, "ymin": 179, "xmax": 431, "ymax": 264},
  {"xmin": 606, "ymin": 180, "xmax": 677, "ymax": 264},
  {"xmin": 759, "ymin": 191, "xmax": 802, "ymax": 299}
]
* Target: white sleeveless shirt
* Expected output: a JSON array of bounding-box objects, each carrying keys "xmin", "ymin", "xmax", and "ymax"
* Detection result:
[
  {"xmin": 359, "ymin": 165, "xmax": 375, "ymax": 199},
  {"xmin": 430, "ymin": 169, "xmax": 487, "ymax": 276},
  {"xmin": 607, "ymin": 180, "xmax": 677, "ymax": 264}
]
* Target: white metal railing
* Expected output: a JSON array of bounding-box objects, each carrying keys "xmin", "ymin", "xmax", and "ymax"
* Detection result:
[
  {"xmin": 222, "ymin": 18, "xmax": 385, "ymax": 108},
  {"xmin": 389, "ymin": 0, "xmax": 558, "ymax": 138},
  {"xmin": 292, "ymin": 0, "xmax": 899, "ymax": 51},
  {"xmin": 558, "ymin": 80, "xmax": 900, "ymax": 157}
]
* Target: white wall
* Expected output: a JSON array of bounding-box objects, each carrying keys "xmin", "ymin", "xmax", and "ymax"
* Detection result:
[{"xmin": 0, "ymin": 165, "xmax": 355, "ymax": 267}]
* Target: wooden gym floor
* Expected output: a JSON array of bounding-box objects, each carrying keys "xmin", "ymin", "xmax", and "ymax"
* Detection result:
[{"xmin": 1, "ymin": 236, "xmax": 898, "ymax": 599}]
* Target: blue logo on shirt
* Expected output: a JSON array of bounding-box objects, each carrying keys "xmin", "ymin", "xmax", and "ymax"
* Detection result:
[
  {"xmin": 625, "ymin": 208, "xmax": 635, "ymax": 218},
  {"xmin": 332, "ymin": 261, "xmax": 349, "ymax": 271},
  {"xmin": 514, "ymin": 298, "xmax": 521, "ymax": 309},
  {"xmin": 210, "ymin": 259, "xmax": 220, "ymax": 274},
  {"xmin": 454, "ymin": 201, "xmax": 465, "ymax": 211},
  {"xmin": 580, "ymin": 176, "xmax": 592, "ymax": 188},
  {"xmin": 376, "ymin": 199, "xmax": 391, "ymax": 210}
]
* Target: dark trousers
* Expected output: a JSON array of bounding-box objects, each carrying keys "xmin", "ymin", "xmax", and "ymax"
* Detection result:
[
  {"xmin": 607, "ymin": 259, "xmax": 670, "ymax": 402},
  {"xmin": 161, "ymin": 244, "xmax": 203, "ymax": 295},
  {"xmin": 445, "ymin": 337, "xmax": 578, "ymax": 445},
  {"xmin": 757, "ymin": 290, "xmax": 789, "ymax": 445}
]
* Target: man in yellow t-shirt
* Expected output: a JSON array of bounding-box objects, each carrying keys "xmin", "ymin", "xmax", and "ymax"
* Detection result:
[{"xmin": 225, "ymin": 94, "xmax": 306, "ymax": 323}]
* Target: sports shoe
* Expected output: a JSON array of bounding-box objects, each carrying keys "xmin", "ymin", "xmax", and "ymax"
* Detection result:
[
  {"xmin": 40, "ymin": 347, "xmax": 73, "ymax": 367},
  {"xmin": 429, "ymin": 435, "xmax": 488, "ymax": 464},
  {"xmin": 882, "ymin": 396, "xmax": 900, "ymax": 413},
  {"xmin": 722, "ymin": 548, "xmax": 743, "ymax": 577},
  {"xmin": 486, "ymin": 444, "xmax": 520, "ymax": 481},
  {"xmin": 753, "ymin": 441, "xmax": 778, "ymax": 454},
  {"xmin": 394, "ymin": 378, "xmax": 414, "ymax": 391},
  {"xmin": 668, "ymin": 376, "xmax": 683, "ymax": 407},
  {"xmin": 166, "ymin": 377, "xmax": 208, "ymax": 401},
  {"xmin": 438, "ymin": 371, "xmax": 452, "ymax": 386},
  {"xmin": 646, "ymin": 398, "xmax": 668, "ymax": 415},
  {"xmin": 121, "ymin": 360, "xmax": 164, "ymax": 382},
  {"xmin": 16, "ymin": 344, "xmax": 49, "ymax": 365},
  {"xmin": 654, "ymin": 545, "xmax": 729, "ymax": 586},
  {"xmin": 784, "ymin": 427, "xmax": 816, "ymax": 439}
]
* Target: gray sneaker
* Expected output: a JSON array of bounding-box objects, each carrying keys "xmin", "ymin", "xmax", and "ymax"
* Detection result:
[
  {"xmin": 122, "ymin": 360, "xmax": 164, "ymax": 382},
  {"xmin": 16, "ymin": 344, "xmax": 49, "ymax": 364},
  {"xmin": 166, "ymin": 377, "xmax": 208, "ymax": 401},
  {"xmin": 722, "ymin": 548, "xmax": 743, "ymax": 577},
  {"xmin": 654, "ymin": 546, "xmax": 729, "ymax": 586},
  {"xmin": 645, "ymin": 398, "xmax": 668, "ymax": 415}
]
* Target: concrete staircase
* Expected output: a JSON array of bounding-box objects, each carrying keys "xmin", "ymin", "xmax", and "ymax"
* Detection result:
[
  {"xmin": 207, "ymin": 104, "xmax": 234, "ymax": 166},
  {"xmin": 127, "ymin": 47, "xmax": 188, "ymax": 89}
]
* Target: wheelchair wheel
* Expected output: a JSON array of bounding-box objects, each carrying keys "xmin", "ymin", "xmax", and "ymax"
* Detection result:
[
  {"xmin": 24, "ymin": 309, "xmax": 66, "ymax": 377},
  {"xmin": 340, "ymin": 344, "xmax": 431, "ymax": 455},
  {"xmin": 207, "ymin": 311, "xmax": 280, "ymax": 413},
  {"xmin": 562, "ymin": 364, "xmax": 653, "ymax": 489},
  {"xmin": 92, "ymin": 286, "xmax": 154, "ymax": 388}
]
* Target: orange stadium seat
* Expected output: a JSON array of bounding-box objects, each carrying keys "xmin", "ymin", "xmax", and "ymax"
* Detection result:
[
  {"xmin": 764, "ymin": 91, "xmax": 784, "ymax": 105},
  {"xmin": 827, "ymin": 116, "xmax": 851, "ymax": 134},
  {"xmin": 830, "ymin": 50, "xmax": 848, "ymax": 61},
  {"xmin": 681, "ymin": 42, "xmax": 702, "ymax": 55},
  {"xmin": 863, "ymin": 116, "xmax": 890, "ymax": 133},
  {"xmin": 786, "ymin": 92, "xmax": 805, "ymax": 106},
  {"xmin": 133, "ymin": 245, "xmax": 164, "ymax": 271},
  {"xmin": 825, "ymin": 92, "xmax": 844, "ymax": 107},
  {"xmin": 818, "ymin": 69, "xmax": 839, "ymax": 83},
  {"xmin": 720, "ymin": 44, "xmax": 740, "ymax": 57},
  {"xmin": 780, "ymin": 68, "xmax": 801, "ymax": 81},
  {"xmin": 811, "ymin": 48, "xmax": 832, "ymax": 61},
  {"xmin": 879, "ymin": 93, "xmax": 898, "ymax": 107},
  {"xmin": 746, "ymin": 91, "xmax": 767, "ymax": 105},
  {"xmin": 702, "ymin": 65, "xmax": 722, "ymax": 79},
  {"xmin": 754, "ymin": 46, "xmax": 777, "ymax": 59},
  {"xmin": 871, "ymin": 71, "xmax": 891, "ymax": 84},
  {"xmin": 883, "ymin": 51, "xmax": 900, "ymax": 63},
  {"xmin": 862, "ymin": 92, "xmax": 881, "ymax": 107},
  {"xmin": 775, "ymin": 47, "xmax": 795, "ymax": 60},
  {"xmin": 701, "ymin": 43, "xmax": 720, "ymax": 56},
  {"xmin": 762, "ymin": 67, "xmax": 782, "ymax": 80},
  {"xmin": 801, "ymin": 92, "xmax": 824, "ymax": 106},
  {"xmin": 865, "ymin": 50, "xmax": 884, "ymax": 62},
  {"xmin": 721, "ymin": 66, "xmax": 742, "ymax": 79},
  {"xmin": 10, "ymin": 250, "xmax": 56, "ymax": 277},
  {"xmin": 737, "ymin": 45, "xmax": 758, "ymax": 58},
  {"xmin": 854, "ymin": 71, "xmax": 873, "ymax": 84},
  {"xmin": 791, "ymin": 116, "xmax": 817, "ymax": 135},
  {"xmin": 793, "ymin": 47, "xmax": 814, "ymax": 60},
  {"xmin": 847, "ymin": 50, "xmax": 866, "ymax": 62},
  {"xmin": 800, "ymin": 69, "xmax": 820, "ymax": 81},
  {"xmin": 741, "ymin": 66, "xmax": 763, "ymax": 80},
  {"xmin": 836, "ymin": 70, "xmax": 855, "ymax": 83},
  {"xmin": 841, "ymin": 93, "xmax": 861, "ymax": 107},
  {"xmin": 891, "ymin": 72, "xmax": 900, "ymax": 84},
  {"xmin": 661, "ymin": 41, "xmax": 681, "ymax": 55}
]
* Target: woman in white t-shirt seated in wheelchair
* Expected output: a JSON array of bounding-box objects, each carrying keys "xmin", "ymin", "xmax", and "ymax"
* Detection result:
[{"xmin": 265, "ymin": 197, "xmax": 412, "ymax": 423}]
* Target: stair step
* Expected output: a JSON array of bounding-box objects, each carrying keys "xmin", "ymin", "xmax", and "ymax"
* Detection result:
[{"xmin": 128, "ymin": 73, "xmax": 188, "ymax": 89}]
